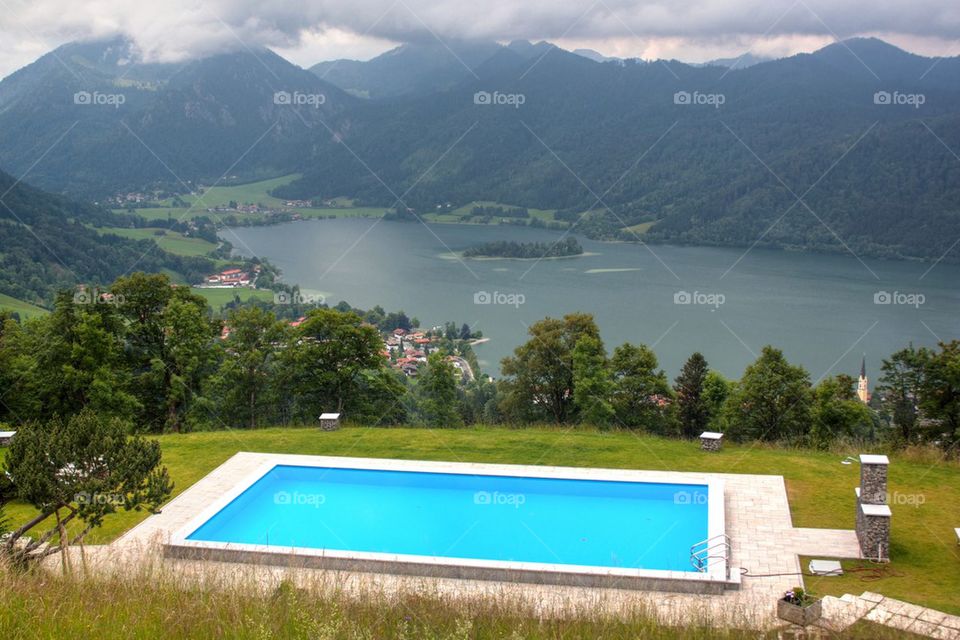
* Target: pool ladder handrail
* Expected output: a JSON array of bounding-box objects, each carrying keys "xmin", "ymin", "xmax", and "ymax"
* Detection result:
[{"xmin": 690, "ymin": 534, "xmax": 730, "ymax": 576}]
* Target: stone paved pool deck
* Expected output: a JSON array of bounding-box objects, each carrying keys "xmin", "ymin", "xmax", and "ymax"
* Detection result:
[{"xmin": 81, "ymin": 452, "xmax": 870, "ymax": 630}]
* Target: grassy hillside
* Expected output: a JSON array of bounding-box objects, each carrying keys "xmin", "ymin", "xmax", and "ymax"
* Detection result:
[
  {"xmin": 0, "ymin": 169, "xmax": 213, "ymax": 305},
  {"xmin": 97, "ymin": 227, "xmax": 217, "ymax": 257},
  {"xmin": 3, "ymin": 426, "xmax": 957, "ymax": 614},
  {"xmin": 0, "ymin": 293, "xmax": 48, "ymax": 319},
  {"xmin": 0, "ymin": 561, "xmax": 907, "ymax": 639},
  {"xmin": 623, "ymin": 220, "xmax": 658, "ymax": 235},
  {"xmin": 185, "ymin": 174, "xmax": 304, "ymax": 208}
]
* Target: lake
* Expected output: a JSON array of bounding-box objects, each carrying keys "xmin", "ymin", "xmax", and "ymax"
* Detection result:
[{"xmin": 224, "ymin": 219, "xmax": 960, "ymax": 383}]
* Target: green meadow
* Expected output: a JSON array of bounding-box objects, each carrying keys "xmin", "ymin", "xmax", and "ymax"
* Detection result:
[
  {"xmin": 0, "ymin": 293, "xmax": 48, "ymax": 319},
  {"xmin": 98, "ymin": 227, "xmax": 218, "ymax": 257},
  {"xmin": 116, "ymin": 175, "xmax": 388, "ymax": 222}
]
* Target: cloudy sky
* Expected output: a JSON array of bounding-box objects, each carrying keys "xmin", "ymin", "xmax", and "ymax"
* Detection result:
[{"xmin": 0, "ymin": 0, "xmax": 958, "ymax": 78}]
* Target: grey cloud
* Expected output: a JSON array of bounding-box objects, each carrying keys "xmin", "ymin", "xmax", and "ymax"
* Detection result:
[{"xmin": 0, "ymin": 0, "xmax": 957, "ymax": 74}]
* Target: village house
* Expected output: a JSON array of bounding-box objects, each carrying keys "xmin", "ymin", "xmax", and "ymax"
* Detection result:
[{"xmin": 202, "ymin": 268, "xmax": 253, "ymax": 288}]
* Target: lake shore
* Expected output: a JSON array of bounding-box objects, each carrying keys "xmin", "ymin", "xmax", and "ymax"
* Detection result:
[{"xmin": 224, "ymin": 217, "xmax": 959, "ymax": 380}]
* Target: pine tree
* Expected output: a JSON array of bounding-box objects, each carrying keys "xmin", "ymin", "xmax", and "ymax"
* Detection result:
[{"xmin": 675, "ymin": 352, "xmax": 710, "ymax": 438}]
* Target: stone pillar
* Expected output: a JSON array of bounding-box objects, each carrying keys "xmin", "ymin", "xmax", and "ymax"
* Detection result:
[
  {"xmin": 700, "ymin": 432, "xmax": 723, "ymax": 452},
  {"xmin": 855, "ymin": 454, "xmax": 891, "ymax": 561},
  {"xmin": 859, "ymin": 454, "xmax": 888, "ymax": 505},
  {"xmin": 859, "ymin": 504, "xmax": 892, "ymax": 560},
  {"xmin": 319, "ymin": 412, "xmax": 341, "ymax": 431}
]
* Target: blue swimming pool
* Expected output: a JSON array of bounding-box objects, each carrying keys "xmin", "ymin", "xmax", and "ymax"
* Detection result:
[{"xmin": 185, "ymin": 464, "xmax": 709, "ymax": 572}]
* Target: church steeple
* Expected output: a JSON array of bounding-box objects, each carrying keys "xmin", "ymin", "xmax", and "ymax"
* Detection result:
[{"xmin": 857, "ymin": 356, "xmax": 871, "ymax": 404}]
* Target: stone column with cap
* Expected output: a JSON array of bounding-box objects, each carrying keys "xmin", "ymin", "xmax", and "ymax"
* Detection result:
[{"xmin": 855, "ymin": 454, "xmax": 891, "ymax": 561}]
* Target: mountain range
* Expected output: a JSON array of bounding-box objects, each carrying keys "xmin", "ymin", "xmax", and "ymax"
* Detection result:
[
  {"xmin": 0, "ymin": 36, "xmax": 958, "ymax": 261},
  {"xmin": 0, "ymin": 37, "xmax": 355, "ymax": 197}
]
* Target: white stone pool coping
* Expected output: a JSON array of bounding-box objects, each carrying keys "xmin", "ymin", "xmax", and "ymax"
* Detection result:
[{"xmin": 164, "ymin": 453, "xmax": 734, "ymax": 593}]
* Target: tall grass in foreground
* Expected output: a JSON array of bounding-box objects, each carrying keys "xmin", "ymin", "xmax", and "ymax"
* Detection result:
[{"xmin": 0, "ymin": 557, "xmax": 906, "ymax": 639}]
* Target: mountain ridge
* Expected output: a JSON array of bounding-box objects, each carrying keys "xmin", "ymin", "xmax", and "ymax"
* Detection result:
[{"xmin": 1, "ymin": 36, "xmax": 959, "ymax": 262}]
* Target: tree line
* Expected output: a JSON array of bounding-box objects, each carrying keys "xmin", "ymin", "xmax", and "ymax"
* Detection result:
[
  {"xmin": 495, "ymin": 314, "xmax": 958, "ymax": 451},
  {"xmin": 1, "ymin": 288, "xmax": 957, "ymax": 452},
  {"xmin": 463, "ymin": 237, "xmax": 583, "ymax": 259}
]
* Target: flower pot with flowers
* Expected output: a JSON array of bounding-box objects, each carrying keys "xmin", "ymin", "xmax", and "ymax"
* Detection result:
[{"xmin": 777, "ymin": 587, "xmax": 822, "ymax": 626}]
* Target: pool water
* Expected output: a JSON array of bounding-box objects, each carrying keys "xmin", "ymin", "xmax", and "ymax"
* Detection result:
[{"xmin": 186, "ymin": 465, "xmax": 709, "ymax": 572}]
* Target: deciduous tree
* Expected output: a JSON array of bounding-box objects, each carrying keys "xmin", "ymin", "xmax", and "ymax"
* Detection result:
[
  {"xmin": 208, "ymin": 306, "xmax": 286, "ymax": 428},
  {"xmin": 499, "ymin": 313, "xmax": 600, "ymax": 423},
  {"xmin": 610, "ymin": 343, "xmax": 673, "ymax": 432},
  {"xmin": 279, "ymin": 308, "xmax": 391, "ymax": 421},
  {"xmin": 919, "ymin": 341, "xmax": 960, "ymax": 445},
  {"xmin": 416, "ymin": 352, "xmax": 463, "ymax": 427},
  {"xmin": 811, "ymin": 375, "xmax": 873, "ymax": 448},
  {"xmin": 877, "ymin": 345, "xmax": 930, "ymax": 443},
  {"xmin": 572, "ymin": 335, "xmax": 614, "ymax": 426},
  {"xmin": 722, "ymin": 346, "xmax": 812, "ymax": 442}
]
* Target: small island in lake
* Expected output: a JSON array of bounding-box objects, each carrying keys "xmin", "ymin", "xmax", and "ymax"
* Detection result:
[{"xmin": 463, "ymin": 237, "xmax": 584, "ymax": 259}]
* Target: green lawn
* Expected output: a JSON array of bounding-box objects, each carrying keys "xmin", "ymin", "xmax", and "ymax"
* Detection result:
[
  {"xmin": 3, "ymin": 426, "xmax": 957, "ymax": 614},
  {"xmin": 121, "ymin": 190, "xmax": 571, "ymax": 228},
  {"xmin": 422, "ymin": 201, "xmax": 563, "ymax": 226},
  {"xmin": 623, "ymin": 220, "xmax": 658, "ymax": 235},
  {"xmin": 173, "ymin": 174, "xmax": 302, "ymax": 209},
  {"xmin": 117, "ymin": 207, "xmax": 188, "ymax": 221},
  {"xmin": 151, "ymin": 174, "xmax": 385, "ymax": 218},
  {"xmin": 97, "ymin": 227, "xmax": 218, "ymax": 257},
  {"xmin": 189, "ymin": 287, "xmax": 276, "ymax": 308},
  {"xmin": 447, "ymin": 200, "xmax": 558, "ymax": 220},
  {"xmin": 0, "ymin": 293, "xmax": 48, "ymax": 319}
]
